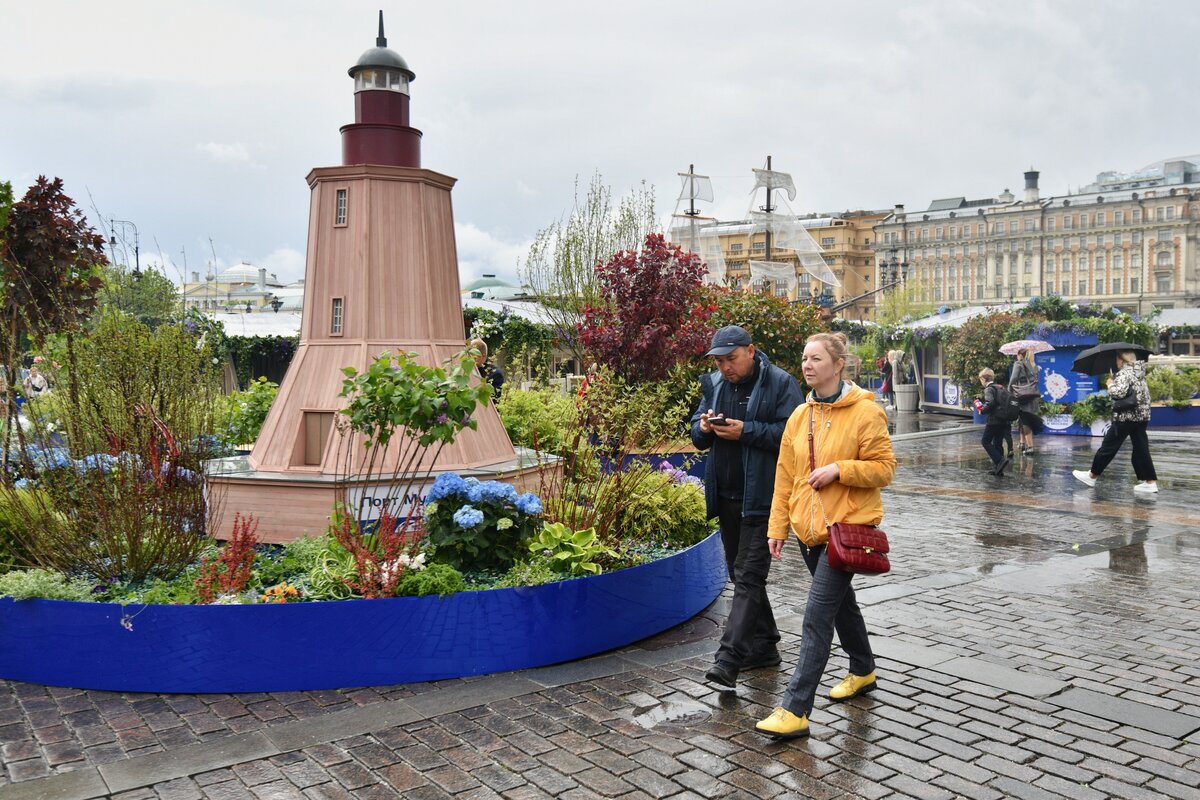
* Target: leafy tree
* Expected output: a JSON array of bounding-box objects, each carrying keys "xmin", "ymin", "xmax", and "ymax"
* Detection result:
[
  {"xmin": 101, "ymin": 265, "xmax": 182, "ymax": 328},
  {"xmin": 0, "ymin": 177, "xmax": 107, "ymax": 420},
  {"xmin": 1, "ymin": 177, "xmax": 107, "ymax": 346},
  {"xmin": 943, "ymin": 312, "xmax": 1019, "ymax": 404},
  {"xmin": 705, "ymin": 288, "xmax": 825, "ymax": 383},
  {"xmin": 875, "ymin": 276, "xmax": 937, "ymax": 326},
  {"xmin": 577, "ymin": 233, "xmax": 713, "ymax": 383},
  {"xmin": 521, "ymin": 173, "xmax": 658, "ymax": 363}
]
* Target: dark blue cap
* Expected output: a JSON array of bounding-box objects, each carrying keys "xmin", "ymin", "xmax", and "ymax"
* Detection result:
[{"xmin": 706, "ymin": 325, "xmax": 753, "ymax": 357}]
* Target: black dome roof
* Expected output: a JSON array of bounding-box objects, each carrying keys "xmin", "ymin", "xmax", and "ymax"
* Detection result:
[{"xmin": 347, "ymin": 12, "xmax": 415, "ymax": 81}]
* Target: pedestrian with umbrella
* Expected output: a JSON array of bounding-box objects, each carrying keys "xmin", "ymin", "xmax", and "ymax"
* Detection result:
[
  {"xmin": 1071, "ymin": 343, "xmax": 1158, "ymax": 494},
  {"xmin": 1001, "ymin": 340, "xmax": 1051, "ymax": 455}
]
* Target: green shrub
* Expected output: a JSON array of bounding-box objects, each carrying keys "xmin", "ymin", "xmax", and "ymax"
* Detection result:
[
  {"xmin": 0, "ymin": 490, "xmax": 56, "ymax": 575},
  {"xmin": 0, "ymin": 568, "xmax": 94, "ymax": 601},
  {"xmin": 1070, "ymin": 392, "xmax": 1110, "ymax": 427},
  {"xmin": 497, "ymin": 387, "xmax": 577, "ymax": 453},
  {"xmin": 2, "ymin": 313, "xmax": 223, "ymax": 583},
  {"xmin": 394, "ymin": 562, "xmax": 464, "ymax": 597},
  {"xmin": 615, "ymin": 468, "xmax": 714, "ymax": 548},
  {"xmin": 252, "ymin": 534, "xmax": 330, "ymax": 589},
  {"xmin": 1146, "ymin": 366, "xmax": 1200, "ymax": 409},
  {"xmin": 496, "ymin": 553, "xmax": 561, "ymax": 588},
  {"xmin": 218, "ymin": 377, "xmax": 278, "ymax": 447}
]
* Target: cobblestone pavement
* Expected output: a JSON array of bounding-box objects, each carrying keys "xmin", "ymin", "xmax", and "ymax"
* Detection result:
[{"xmin": 2, "ymin": 424, "xmax": 1199, "ymax": 799}]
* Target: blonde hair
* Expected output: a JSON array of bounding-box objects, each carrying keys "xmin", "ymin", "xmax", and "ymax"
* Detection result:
[
  {"xmin": 979, "ymin": 367, "xmax": 995, "ymax": 381},
  {"xmin": 1018, "ymin": 348, "xmax": 1035, "ymax": 368},
  {"xmin": 806, "ymin": 332, "xmax": 849, "ymax": 376},
  {"xmin": 1116, "ymin": 351, "xmax": 1137, "ymax": 368},
  {"xmin": 469, "ymin": 338, "xmax": 488, "ymax": 358}
]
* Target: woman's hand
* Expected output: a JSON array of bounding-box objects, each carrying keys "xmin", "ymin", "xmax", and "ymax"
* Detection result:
[
  {"xmin": 807, "ymin": 462, "xmax": 841, "ymax": 489},
  {"xmin": 768, "ymin": 538, "xmax": 785, "ymax": 560}
]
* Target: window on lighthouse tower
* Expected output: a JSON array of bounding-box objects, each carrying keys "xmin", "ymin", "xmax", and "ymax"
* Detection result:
[{"xmin": 354, "ymin": 68, "xmax": 409, "ymax": 95}]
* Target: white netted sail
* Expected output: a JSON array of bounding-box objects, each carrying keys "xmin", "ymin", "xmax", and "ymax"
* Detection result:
[
  {"xmin": 751, "ymin": 168, "xmax": 797, "ymax": 202},
  {"xmin": 745, "ymin": 192, "xmax": 841, "ymax": 288},
  {"xmin": 677, "ymin": 171, "xmax": 714, "ymax": 204},
  {"xmin": 748, "ymin": 260, "xmax": 797, "ymax": 294},
  {"xmin": 669, "ymin": 214, "xmax": 726, "ymax": 285}
]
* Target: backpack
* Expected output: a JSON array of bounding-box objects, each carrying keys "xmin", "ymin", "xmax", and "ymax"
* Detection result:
[{"xmin": 991, "ymin": 384, "xmax": 1020, "ymax": 422}]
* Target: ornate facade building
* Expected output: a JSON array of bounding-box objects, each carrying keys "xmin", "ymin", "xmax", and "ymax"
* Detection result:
[{"xmin": 872, "ymin": 159, "xmax": 1200, "ymax": 315}]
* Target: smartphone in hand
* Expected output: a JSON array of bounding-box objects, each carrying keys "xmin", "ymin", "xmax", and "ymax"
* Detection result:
[{"xmin": 709, "ymin": 415, "xmax": 729, "ymax": 426}]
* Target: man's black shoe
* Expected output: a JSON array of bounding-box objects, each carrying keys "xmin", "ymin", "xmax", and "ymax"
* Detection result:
[
  {"xmin": 742, "ymin": 649, "xmax": 782, "ymax": 670},
  {"xmin": 991, "ymin": 457, "xmax": 1010, "ymax": 476},
  {"xmin": 705, "ymin": 663, "xmax": 738, "ymax": 688}
]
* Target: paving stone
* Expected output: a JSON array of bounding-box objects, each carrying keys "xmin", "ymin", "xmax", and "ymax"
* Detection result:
[{"xmin": 1051, "ymin": 688, "xmax": 1200, "ymax": 738}]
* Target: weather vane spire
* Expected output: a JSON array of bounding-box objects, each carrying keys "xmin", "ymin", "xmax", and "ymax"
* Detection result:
[{"xmin": 376, "ymin": 10, "xmax": 387, "ymax": 47}]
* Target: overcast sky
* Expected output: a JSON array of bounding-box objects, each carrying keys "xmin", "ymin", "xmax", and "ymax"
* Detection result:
[{"xmin": 2, "ymin": 0, "xmax": 1197, "ymax": 287}]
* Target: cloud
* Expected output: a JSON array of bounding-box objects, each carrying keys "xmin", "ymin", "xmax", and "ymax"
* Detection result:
[
  {"xmin": 257, "ymin": 247, "xmax": 306, "ymax": 284},
  {"xmin": 196, "ymin": 142, "xmax": 254, "ymax": 166},
  {"xmin": 454, "ymin": 223, "xmax": 530, "ymax": 286}
]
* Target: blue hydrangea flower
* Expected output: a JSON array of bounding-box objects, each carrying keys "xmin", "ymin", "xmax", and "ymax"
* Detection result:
[
  {"xmin": 452, "ymin": 505, "xmax": 484, "ymax": 529},
  {"xmin": 464, "ymin": 477, "xmax": 483, "ymax": 503},
  {"xmin": 76, "ymin": 453, "xmax": 118, "ymax": 474},
  {"xmin": 25, "ymin": 446, "xmax": 71, "ymax": 471},
  {"xmin": 14, "ymin": 478, "xmax": 30, "ymax": 490},
  {"xmin": 478, "ymin": 481, "xmax": 518, "ymax": 503},
  {"xmin": 514, "ymin": 493, "xmax": 543, "ymax": 516},
  {"xmin": 427, "ymin": 472, "xmax": 468, "ymax": 502}
]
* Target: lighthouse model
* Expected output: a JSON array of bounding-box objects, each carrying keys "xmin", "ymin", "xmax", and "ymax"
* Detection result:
[{"xmin": 212, "ymin": 14, "xmax": 524, "ymax": 542}]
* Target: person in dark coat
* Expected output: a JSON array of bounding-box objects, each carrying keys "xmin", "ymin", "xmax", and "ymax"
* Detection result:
[
  {"xmin": 690, "ymin": 325, "xmax": 803, "ymax": 689},
  {"xmin": 976, "ymin": 368, "xmax": 1011, "ymax": 476},
  {"xmin": 469, "ymin": 338, "xmax": 505, "ymax": 396}
]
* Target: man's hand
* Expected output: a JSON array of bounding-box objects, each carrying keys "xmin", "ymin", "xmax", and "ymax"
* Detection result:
[
  {"xmin": 699, "ymin": 409, "xmax": 716, "ymax": 434},
  {"xmin": 768, "ymin": 538, "xmax": 785, "ymax": 559},
  {"xmin": 807, "ymin": 462, "xmax": 841, "ymax": 489},
  {"xmin": 712, "ymin": 418, "xmax": 743, "ymax": 440}
]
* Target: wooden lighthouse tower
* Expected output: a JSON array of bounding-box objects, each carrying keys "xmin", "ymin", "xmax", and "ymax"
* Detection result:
[{"xmin": 211, "ymin": 14, "xmax": 526, "ymax": 542}]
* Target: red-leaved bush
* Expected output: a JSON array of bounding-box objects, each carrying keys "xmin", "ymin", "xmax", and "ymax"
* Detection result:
[
  {"xmin": 577, "ymin": 233, "xmax": 714, "ymax": 383},
  {"xmin": 195, "ymin": 513, "xmax": 259, "ymax": 603}
]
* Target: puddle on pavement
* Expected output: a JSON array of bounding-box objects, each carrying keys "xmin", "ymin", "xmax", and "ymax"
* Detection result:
[{"xmin": 631, "ymin": 699, "xmax": 712, "ymax": 729}]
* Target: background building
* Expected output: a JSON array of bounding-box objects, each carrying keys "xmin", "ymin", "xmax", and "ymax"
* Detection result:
[
  {"xmin": 873, "ymin": 158, "xmax": 1200, "ymax": 315},
  {"xmin": 181, "ymin": 262, "xmax": 295, "ymax": 312},
  {"xmin": 707, "ymin": 210, "xmax": 888, "ymax": 319}
]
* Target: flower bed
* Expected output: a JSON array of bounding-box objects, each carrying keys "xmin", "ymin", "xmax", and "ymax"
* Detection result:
[{"xmin": 0, "ymin": 530, "xmax": 725, "ymax": 693}]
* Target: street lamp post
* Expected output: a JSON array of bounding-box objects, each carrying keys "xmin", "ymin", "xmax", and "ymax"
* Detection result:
[
  {"xmin": 109, "ymin": 219, "xmax": 140, "ymax": 276},
  {"xmin": 879, "ymin": 248, "xmax": 909, "ymax": 290}
]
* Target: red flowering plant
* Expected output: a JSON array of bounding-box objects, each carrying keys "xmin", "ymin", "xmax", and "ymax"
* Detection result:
[
  {"xmin": 194, "ymin": 513, "xmax": 259, "ymax": 604},
  {"xmin": 577, "ymin": 233, "xmax": 715, "ymax": 384}
]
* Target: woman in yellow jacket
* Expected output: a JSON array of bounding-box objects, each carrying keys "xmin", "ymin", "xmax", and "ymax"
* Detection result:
[{"xmin": 756, "ymin": 332, "xmax": 897, "ymax": 740}]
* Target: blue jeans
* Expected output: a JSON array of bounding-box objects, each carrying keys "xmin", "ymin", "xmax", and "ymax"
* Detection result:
[{"xmin": 782, "ymin": 543, "xmax": 875, "ymax": 717}]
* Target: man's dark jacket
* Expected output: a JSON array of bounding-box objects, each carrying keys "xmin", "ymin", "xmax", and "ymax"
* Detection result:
[{"xmin": 689, "ymin": 350, "xmax": 802, "ymax": 519}]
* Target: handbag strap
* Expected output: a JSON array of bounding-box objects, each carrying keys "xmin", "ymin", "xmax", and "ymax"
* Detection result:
[{"xmin": 807, "ymin": 407, "xmax": 832, "ymax": 529}]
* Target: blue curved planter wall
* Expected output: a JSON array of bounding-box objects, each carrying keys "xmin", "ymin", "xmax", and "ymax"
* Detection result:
[{"xmin": 0, "ymin": 532, "xmax": 726, "ymax": 694}]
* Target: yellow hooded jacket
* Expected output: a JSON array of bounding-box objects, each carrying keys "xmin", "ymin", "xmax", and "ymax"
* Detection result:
[{"xmin": 767, "ymin": 382, "xmax": 896, "ymax": 546}]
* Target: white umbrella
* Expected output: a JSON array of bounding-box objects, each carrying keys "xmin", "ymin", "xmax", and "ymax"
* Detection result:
[{"xmin": 999, "ymin": 339, "xmax": 1054, "ymax": 356}]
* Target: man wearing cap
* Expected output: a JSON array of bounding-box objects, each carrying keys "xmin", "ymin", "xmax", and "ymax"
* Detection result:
[{"xmin": 691, "ymin": 325, "xmax": 803, "ymax": 689}]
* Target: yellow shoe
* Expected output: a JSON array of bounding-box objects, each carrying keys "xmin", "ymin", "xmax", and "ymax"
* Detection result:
[
  {"xmin": 829, "ymin": 671, "xmax": 877, "ymax": 702},
  {"xmin": 755, "ymin": 707, "xmax": 809, "ymax": 739}
]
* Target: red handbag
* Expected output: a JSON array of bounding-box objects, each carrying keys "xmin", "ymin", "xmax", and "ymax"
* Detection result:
[{"xmin": 808, "ymin": 409, "xmax": 891, "ymax": 575}]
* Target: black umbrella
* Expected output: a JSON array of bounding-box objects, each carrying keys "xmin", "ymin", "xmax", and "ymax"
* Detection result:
[{"xmin": 1071, "ymin": 342, "xmax": 1151, "ymax": 376}]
